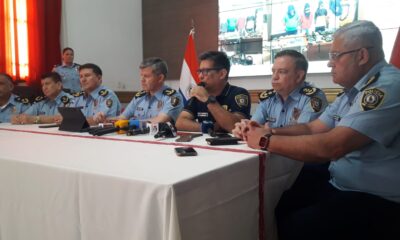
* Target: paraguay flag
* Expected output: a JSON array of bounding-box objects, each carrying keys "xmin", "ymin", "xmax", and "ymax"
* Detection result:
[{"xmin": 179, "ymin": 29, "xmax": 200, "ymax": 105}]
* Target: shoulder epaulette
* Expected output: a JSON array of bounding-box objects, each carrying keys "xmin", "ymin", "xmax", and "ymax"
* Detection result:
[
  {"xmin": 259, "ymin": 89, "xmax": 275, "ymax": 101},
  {"xmin": 34, "ymin": 95, "xmax": 46, "ymax": 103},
  {"xmin": 61, "ymin": 95, "xmax": 71, "ymax": 104},
  {"xmin": 99, "ymin": 89, "xmax": 109, "ymax": 97},
  {"xmin": 73, "ymin": 91, "xmax": 84, "ymax": 97},
  {"xmin": 15, "ymin": 96, "xmax": 31, "ymax": 104},
  {"xmin": 163, "ymin": 88, "xmax": 176, "ymax": 97},
  {"xmin": 300, "ymin": 86, "xmax": 320, "ymax": 97},
  {"xmin": 134, "ymin": 90, "xmax": 146, "ymax": 98},
  {"xmin": 360, "ymin": 72, "xmax": 380, "ymax": 92}
]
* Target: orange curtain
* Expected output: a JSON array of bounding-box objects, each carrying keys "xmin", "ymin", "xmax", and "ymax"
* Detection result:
[
  {"xmin": 0, "ymin": 1, "xmax": 5, "ymax": 73},
  {"xmin": 0, "ymin": 0, "xmax": 61, "ymax": 86},
  {"xmin": 390, "ymin": 28, "xmax": 400, "ymax": 69}
]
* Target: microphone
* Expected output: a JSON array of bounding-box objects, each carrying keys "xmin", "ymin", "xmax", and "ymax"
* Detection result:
[
  {"xmin": 186, "ymin": 82, "xmax": 206, "ymax": 106},
  {"xmin": 126, "ymin": 126, "xmax": 150, "ymax": 136},
  {"xmin": 91, "ymin": 119, "xmax": 145, "ymax": 136}
]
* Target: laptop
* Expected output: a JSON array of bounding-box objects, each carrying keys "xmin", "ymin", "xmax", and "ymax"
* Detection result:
[{"xmin": 58, "ymin": 107, "xmax": 90, "ymax": 132}]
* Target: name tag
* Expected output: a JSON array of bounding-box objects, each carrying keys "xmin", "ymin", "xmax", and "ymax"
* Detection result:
[{"xmin": 198, "ymin": 112, "xmax": 208, "ymax": 117}]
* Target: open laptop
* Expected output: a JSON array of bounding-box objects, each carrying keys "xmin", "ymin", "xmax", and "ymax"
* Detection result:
[{"xmin": 58, "ymin": 107, "xmax": 90, "ymax": 132}]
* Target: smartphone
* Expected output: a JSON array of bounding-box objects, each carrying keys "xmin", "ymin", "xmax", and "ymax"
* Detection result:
[
  {"xmin": 205, "ymin": 137, "xmax": 240, "ymax": 146},
  {"xmin": 174, "ymin": 147, "xmax": 198, "ymax": 156},
  {"xmin": 38, "ymin": 124, "xmax": 59, "ymax": 128}
]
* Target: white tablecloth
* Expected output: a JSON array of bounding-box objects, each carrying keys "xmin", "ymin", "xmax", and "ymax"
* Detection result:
[{"xmin": 0, "ymin": 124, "xmax": 302, "ymax": 240}]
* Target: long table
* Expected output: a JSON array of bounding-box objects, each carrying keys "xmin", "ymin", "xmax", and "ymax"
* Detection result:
[{"xmin": 0, "ymin": 124, "xmax": 302, "ymax": 240}]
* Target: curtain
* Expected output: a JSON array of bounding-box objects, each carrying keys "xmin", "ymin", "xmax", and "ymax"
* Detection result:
[
  {"xmin": 390, "ymin": 28, "xmax": 400, "ymax": 69},
  {"xmin": 0, "ymin": 2, "xmax": 5, "ymax": 73},
  {"xmin": 0, "ymin": 0, "xmax": 61, "ymax": 86}
]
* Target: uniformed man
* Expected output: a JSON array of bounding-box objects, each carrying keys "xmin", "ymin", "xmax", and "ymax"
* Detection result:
[
  {"xmin": 53, "ymin": 47, "xmax": 81, "ymax": 93},
  {"xmin": 0, "ymin": 73, "xmax": 30, "ymax": 123},
  {"xmin": 73, "ymin": 63, "xmax": 121, "ymax": 125},
  {"xmin": 242, "ymin": 21, "xmax": 400, "ymax": 239},
  {"xmin": 234, "ymin": 50, "xmax": 328, "ymax": 135},
  {"xmin": 118, "ymin": 57, "xmax": 183, "ymax": 123},
  {"xmin": 11, "ymin": 72, "xmax": 73, "ymax": 125},
  {"xmin": 176, "ymin": 51, "xmax": 251, "ymax": 132}
]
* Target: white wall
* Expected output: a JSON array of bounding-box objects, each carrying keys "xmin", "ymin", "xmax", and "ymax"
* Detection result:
[{"xmin": 61, "ymin": 0, "xmax": 142, "ymax": 92}]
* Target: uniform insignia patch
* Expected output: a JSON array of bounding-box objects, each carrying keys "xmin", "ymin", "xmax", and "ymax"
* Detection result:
[
  {"xmin": 61, "ymin": 96, "xmax": 70, "ymax": 105},
  {"xmin": 99, "ymin": 89, "xmax": 109, "ymax": 97},
  {"xmin": 15, "ymin": 96, "xmax": 30, "ymax": 104},
  {"xmin": 135, "ymin": 90, "xmax": 146, "ymax": 98},
  {"xmin": 300, "ymin": 87, "xmax": 318, "ymax": 96},
  {"xmin": 292, "ymin": 107, "xmax": 301, "ymax": 121},
  {"xmin": 163, "ymin": 89, "xmax": 176, "ymax": 96},
  {"xmin": 157, "ymin": 100, "xmax": 163, "ymax": 109},
  {"xmin": 106, "ymin": 99, "xmax": 113, "ymax": 108},
  {"xmin": 222, "ymin": 105, "xmax": 228, "ymax": 111},
  {"xmin": 171, "ymin": 96, "xmax": 180, "ymax": 107},
  {"xmin": 73, "ymin": 91, "xmax": 84, "ymax": 97},
  {"xmin": 235, "ymin": 94, "xmax": 249, "ymax": 107},
  {"xmin": 310, "ymin": 97, "xmax": 323, "ymax": 112},
  {"xmin": 361, "ymin": 88, "xmax": 384, "ymax": 111},
  {"xmin": 259, "ymin": 89, "xmax": 275, "ymax": 101},
  {"xmin": 35, "ymin": 96, "xmax": 45, "ymax": 102}
]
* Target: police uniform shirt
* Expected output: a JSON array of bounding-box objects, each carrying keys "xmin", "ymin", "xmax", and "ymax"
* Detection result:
[
  {"xmin": 0, "ymin": 94, "xmax": 30, "ymax": 123},
  {"xmin": 73, "ymin": 85, "xmax": 121, "ymax": 118},
  {"xmin": 54, "ymin": 63, "xmax": 80, "ymax": 93},
  {"xmin": 319, "ymin": 60, "xmax": 400, "ymax": 203},
  {"xmin": 183, "ymin": 83, "xmax": 251, "ymax": 123},
  {"xmin": 121, "ymin": 85, "xmax": 183, "ymax": 121},
  {"xmin": 24, "ymin": 91, "xmax": 74, "ymax": 116},
  {"xmin": 252, "ymin": 82, "xmax": 328, "ymax": 128}
]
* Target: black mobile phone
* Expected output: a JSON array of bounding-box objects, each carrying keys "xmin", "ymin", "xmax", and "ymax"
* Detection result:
[
  {"xmin": 174, "ymin": 147, "xmax": 198, "ymax": 156},
  {"xmin": 205, "ymin": 137, "xmax": 240, "ymax": 146},
  {"xmin": 38, "ymin": 124, "xmax": 59, "ymax": 128}
]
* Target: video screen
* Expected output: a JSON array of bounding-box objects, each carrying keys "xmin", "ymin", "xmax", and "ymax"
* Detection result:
[{"xmin": 218, "ymin": 0, "xmax": 400, "ymax": 76}]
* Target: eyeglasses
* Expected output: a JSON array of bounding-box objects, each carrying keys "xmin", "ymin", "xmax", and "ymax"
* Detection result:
[
  {"xmin": 196, "ymin": 68, "xmax": 222, "ymax": 75},
  {"xmin": 328, "ymin": 47, "xmax": 373, "ymax": 61}
]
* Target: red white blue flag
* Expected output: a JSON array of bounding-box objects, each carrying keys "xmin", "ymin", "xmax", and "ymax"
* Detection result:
[{"xmin": 179, "ymin": 30, "xmax": 200, "ymax": 105}]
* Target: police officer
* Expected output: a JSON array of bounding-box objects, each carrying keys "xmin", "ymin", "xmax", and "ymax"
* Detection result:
[
  {"xmin": 119, "ymin": 57, "xmax": 183, "ymax": 123},
  {"xmin": 53, "ymin": 47, "xmax": 80, "ymax": 93},
  {"xmin": 73, "ymin": 63, "xmax": 121, "ymax": 125},
  {"xmin": 0, "ymin": 73, "xmax": 30, "ymax": 123},
  {"xmin": 176, "ymin": 51, "xmax": 251, "ymax": 132},
  {"xmin": 11, "ymin": 72, "xmax": 73, "ymax": 124},
  {"xmin": 243, "ymin": 21, "xmax": 400, "ymax": 239},
  {"xmin": 252, "ymin": 50, "xmax": 327, "ymax": 128}
]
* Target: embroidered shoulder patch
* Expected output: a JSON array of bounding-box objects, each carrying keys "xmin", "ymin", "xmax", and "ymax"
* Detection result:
[
  {"xmin": 310, "ymin": 97, "xmax": 323, "ymax": 112},
  {"xmin": 34, "ymin": 96, "xmax": 46, "ymax": 103},
  {"xmin": 61, "ymin": 96, "xmax": 70, "ymax": 105},
  {"xmin": 15, "ymin": 96, "xmax": 31, "ymax": 104},
  {"xmin": 300, "ymin": 87, "xmax": 319, "ymax": 97},
  {"xmin": 134, "ymin": 90, "xmax": 146, "ymax": 98},
  {"xmin": 99, "ymin": 89, "xmax": 109, "ymax": 97},
  {"xmin": 73, "ymin": 91, "xmax": 84, "ymax": 97},
  {"xmin": 361, "ymin": 88, "xmax": 384, "ymax": 111},
  {"xmin": 171, "ymin": 96, "xmax": 180, "ymax": 107},
  {"xmin": 163, "ymin": 88, "xmax": 176, "ymax": 96},
  {"xmin": 235, "ymin": 94, "xmax": 249, "ymax": 107},
  {"xmin": 259, "ymin": 89, "xmax": 275, "ymax": 101},
  {"xmin": 106, "ymin": 99, "xmax": 113, "ymax": 108}
]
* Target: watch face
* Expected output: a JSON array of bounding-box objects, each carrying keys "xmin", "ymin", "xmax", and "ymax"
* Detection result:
[{"xmin": 259, "ymin": 136, "xmax": 267, "ymax": 149}]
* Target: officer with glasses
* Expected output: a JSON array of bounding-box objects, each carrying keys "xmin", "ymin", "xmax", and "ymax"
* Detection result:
[
  {"xmin": 176, "ymin": 51, "xmax": 251, "ymax": 133},
  {"xmin": 238, "ymin": 20, "xmax": 400, "ymax": 239}
]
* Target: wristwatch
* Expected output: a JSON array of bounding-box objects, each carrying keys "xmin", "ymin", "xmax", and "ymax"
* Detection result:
[
  {"xmin": 205, "ymin": 96, "xmax": 217, "ymax": 105},
  {"xmin": 259, "ymin": 133, "xmax": 272, "ymax": 151}
]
